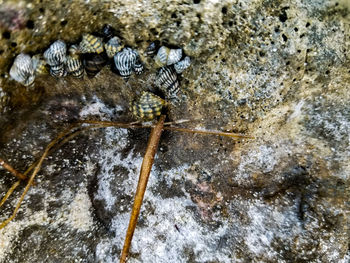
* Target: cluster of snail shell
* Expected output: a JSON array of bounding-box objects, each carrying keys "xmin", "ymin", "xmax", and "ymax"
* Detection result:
[{"xmin": 9, "ymin": 24, "xmax": 191, "ymax": 120}]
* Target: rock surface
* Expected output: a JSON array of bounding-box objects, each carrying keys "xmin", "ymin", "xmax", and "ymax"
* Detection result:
[{"xmin": 0, "ymin": 0, "xmax": 349, "ymax": 262}]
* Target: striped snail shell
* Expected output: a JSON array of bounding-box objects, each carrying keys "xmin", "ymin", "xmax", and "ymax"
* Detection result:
[
  {"xmin": 9, "ymin": 53, "xmax": 35, "ymax": 86},
  {"xmin": 104, "ymin": 36, "xmax": 124, "ymax": 58},
  {"xmin": 113, "ymin": 47, "xmax": 138, "ymax": 80},
  {"xmin": 145, "ymin": 40, "xmax": 160, "ymax": 56},
  {"xmin": 155, "ymin": 46, "xmax": 182, "ymax": 67},
  {"xmin": 32, "ymin": 54, "xmax": 48, "ymax": 76},
  {"xmin": 101, "ymin": 24, "xmax": 115, "ymax": 40},
  {"xmin": 65, "ymin": 45, "xmax": 84, "ymax": 78},
  {"xmin": 131, "ymin": 91, "xmax": 165, "ymax": 120},
  {"xmin": 133, "ymin": 56, "xmax": 144, "ymax": 75},
  {"xmin": 79, "ymin": 34, "xmax": 104, "ymax": 54},
  {"xmin": 82, "ymin": 53, "xmax": 107, "ymax": 78},
  {"xmin": 155, "ymin": 66, "xmax": 180, "ymax": 100},
  {"xmin": 43, "ymin": 40, "xmax": 67, "ymax": 78},
  {"xmin": 0, "ymin": 88, "xmax": 9, "ymax": 112},
  {"xmin": 174, "ymin": 56, "xmax": 191, "ymax": 74}
]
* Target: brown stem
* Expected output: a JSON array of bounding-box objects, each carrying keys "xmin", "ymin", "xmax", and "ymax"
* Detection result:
[
  {"xmin": 0, "ymin": 158, "xmax": 26, "ymax": 180},
  {"xmin": 120, "ymin": 115, "xmax": 166, "ymax": 263},
  {"xmin": 160, "ymin": 126, "xmax": 255, "ymax": 139},
  {"xmin": 77, "ymin": 120, "xmax": 141, "ymax": 129},
  {"xmin": 0, "ymin": 123, "xmax": 83, "ymax": 229},
  {"xmin": 0, "ymin": 123, "xmax": 121, "ymax": 220},
  {"xmin": 0, "ymin": 180, "xmax": 21, "ymax": 207},
  {"xmin": 0, "ymin": 126, "xmax": 89, "ymax": 210},
  {"xmin": 77, "ymin": 120, "xmax": 254, "ymax": 139},
  {"xmin": 20, "ymin": 124, "xmax": 104, "ymax": 178}
]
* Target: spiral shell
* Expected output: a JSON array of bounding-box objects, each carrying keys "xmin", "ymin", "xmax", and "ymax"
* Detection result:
[
  {"xmin": 65, "ymin": 45, "xmax": 84, "ymax": 78},
  {"xmin": 44, "ymin": 40, "xmax": 67, "ymax": 78},
  {"xmin": 113, "ymin": 47, "xmax": 138, "ymax": 80},
  {"xmin": 104, "ymin": 36, "xmax": 123, "ymax": 58},
  {"xmin": 83, "ymin": 53, "xmax": 107, "ymax": 78},
  {"xmin": 9, "ymin": 53, "xmax": 35, "ymax": 86},
  {"xmin": 174, "ymin": 56, "xmax": 191, "ymax": 74},
  {"xmin": 32, "ymin": 54, "xmax": 48, "ymax": 76},
  {"xmin": 0, "ymin": 87, "xmax": 9, "ymax": 113},
  {"xmin": 133, "ymin": 56, "xmax": 144, "ymax": 75},
  {"xmin": 155, "ymin": 66, "xmax": 179, "ymax": 100},
  {"xmin": 131, "ymin": 91, "xmax": 165, "ymax": 120},
  {"xmin": 155, "ymin": 46, "xmax": 182, "ymax": 67},
  {"xmin": 145, "ymin": 41, "xmax": 160, "ymax": 56},
  {"xmin": 101, "ymin": 24, "xmax": 115, "ymax": 40},
  {"xmin": 79, "ymin": 34, "xmax": 104, "ymax": 54}
]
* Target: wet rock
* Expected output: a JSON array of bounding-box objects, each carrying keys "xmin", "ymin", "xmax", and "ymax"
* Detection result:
[{"xmin": 0, "ymin": 0, "xmax": 349, "ymax": 262}]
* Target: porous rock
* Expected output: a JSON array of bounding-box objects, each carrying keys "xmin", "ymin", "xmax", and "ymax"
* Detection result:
[{"xmin": 0, "ymin": 0, "xmax": 349, "ymax": 262}]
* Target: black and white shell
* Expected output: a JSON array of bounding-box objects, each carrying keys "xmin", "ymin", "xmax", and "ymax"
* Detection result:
[
  {"xmin": 9, "ymin": 53, "xmax": 35, "ymax": 86},
  {"xmin": 133, "ymin": 56, "xmax": 144, "ymax": 75},
  {"xmin": 101, "ymin": 24, "xmax": 115, "ymax": 40},
  {"xmin": 155, "ymin": 46, "xmax": 182, "ymax": 67},
  {"xmin": 145, "ymin": 41, "xmax": 160, "ymax": 56},
  {"xmin": 65, "ymin": 45, "xmax": 84, "ymax": 78},
  {"xmin": 174, "ymin": 56, "xmax": 191, "ymax": 74},
  {"xmin": 0, "ymin": 88, "xmax": 9, "ymax": 110},
  {"xmin": 104, "ymin": 36, "xmax": 123, "ymax": 58},
  {"xmin": 113, "ymin": 47, "xmax": 140, "ymax": 80},
  {"xmin": 43, "ymin": 40, "xmax": 67, "ymax": 77},
  {"xmin": 83, "ymin": 53, "xmax": 107, "ymax": 78},
  {"xmin": 155, "ymin": 66, "xmax": 179, "ymax": 100},
  {"xmin": 32, "ymin": 54, "xmax": 48, "ymax": 76}
]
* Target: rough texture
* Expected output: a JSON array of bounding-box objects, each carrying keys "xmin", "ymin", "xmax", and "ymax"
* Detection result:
[{"xmin": 0, "ymin": 0, "xmax": 349, "ymax": 262}]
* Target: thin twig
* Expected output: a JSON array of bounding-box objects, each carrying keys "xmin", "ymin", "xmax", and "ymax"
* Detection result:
[
  {"xmin": 0, "ymin": 123, "xmax": 118, "ymax": 229},
  {"xmin": 0, "ymin": 157, "xmax": 26, "ymax": 180},
  {"xmin": 20, "ymin": 124, "xmax": 103, "ymax": 178},
  {"xmin": 156, "ymin": 126, "xmax": 254, "ymax": 139},
  {"xmin": 77, "ymin": 120, "xmax": 254, "ymax": 139},
  {"xmin": 120, "ymin": 115, "xmax": 166, "ymax": 263},
  {"xmin": 78, "ymin": 120, "xmax": 142, "ymax": 129},
  {"xmin": 0, "ymin": 124, "xmax": 81, "ymax": 229},
  {"xmin": 0, "ymin": 180, "xmax": 21, "ymax": 207},
  {"xmin": 0, "ymin": 126, "xmax": 91, "ymax": 209}
]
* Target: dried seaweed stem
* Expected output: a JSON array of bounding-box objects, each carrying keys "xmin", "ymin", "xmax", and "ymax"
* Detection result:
[
  {"xmin": 120, "ymin": 115, "xmax": 166, "ymax": 263},
  {"xmin": 0, "ymin": 123, "xmax": 107, "ymax": 229},
  {"xmin": 78, "ymin": 119, "xmax": 254, "ymax": 139},
  {"xmin": 0, "ymin": 157, "xmax": 26, "ymax": 180}
]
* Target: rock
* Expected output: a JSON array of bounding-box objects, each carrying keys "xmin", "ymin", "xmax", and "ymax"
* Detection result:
[{"xmin": 0, "ymin": 0, "xmax": 349, "ymax": 262}]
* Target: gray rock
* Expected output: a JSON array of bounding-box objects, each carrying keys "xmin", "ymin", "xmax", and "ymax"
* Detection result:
[{"xmin": 0, "ymin": 0, "xmax": 349, "ymax": 262}]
